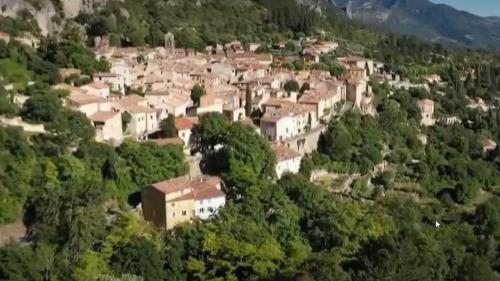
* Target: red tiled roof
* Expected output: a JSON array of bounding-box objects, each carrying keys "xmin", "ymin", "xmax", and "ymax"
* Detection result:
[
  {"xmin": 150, "ymin": 176, "xmax": 223, "ymax": 202},
  {"xmin": 85, "ymin": 82, "xmax": 109, "ymax": 90},
  {"xmin": 152, "ymin": 176, "xmax": 191, "ymax": 194},
  {"xmin": 68, "ymin": 93, "xmax": 107, "ymax": 106},
  {"xmin": 90, "ymin": 111, "xmax": 119, "ymax": 123},
  {"xmin": 167, "ymin": 178, "xmax": 224, "ymax": 202},
  {"xmin": 175, "ymin": 118, "xmax": 195, "ymax": 130},
  {"xmin": 272, "ymin": 145, "xmax": 302, "ymax": 162}
]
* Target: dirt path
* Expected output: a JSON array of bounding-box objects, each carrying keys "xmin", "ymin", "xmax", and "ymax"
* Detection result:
[{"xmin": 0, "ymin": 220, "xmax": 27, "ymax": 247}]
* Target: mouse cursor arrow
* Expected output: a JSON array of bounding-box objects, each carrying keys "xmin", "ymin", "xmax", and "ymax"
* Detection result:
[{"xmin": 435, "ymin": 221, "xmax": 440, "ymax": 228}]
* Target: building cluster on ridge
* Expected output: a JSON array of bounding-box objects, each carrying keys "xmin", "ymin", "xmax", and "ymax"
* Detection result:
[{"xmin": 2, "ymin": 31, "xmax": 460, "ymax": 230}]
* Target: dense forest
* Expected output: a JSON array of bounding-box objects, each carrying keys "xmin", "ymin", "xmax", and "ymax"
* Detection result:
[{"xmin": 2, "ymin": 0, "xmax": 500, "ymax": 280}]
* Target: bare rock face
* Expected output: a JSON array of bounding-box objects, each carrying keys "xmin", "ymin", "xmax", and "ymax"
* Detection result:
[
  {"xmin": 0, "ymin": 0, "xmax": 59, "ymax": 35},
  {"xmin": 62, "ymin": 0, "xmax": 85, "ymax": 18},
  {"xmin": 0, "ymin": 0, "xmax": 106, "ymax": 36}
]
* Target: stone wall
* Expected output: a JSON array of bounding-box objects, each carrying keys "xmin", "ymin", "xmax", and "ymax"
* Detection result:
[
  {"xmin": 0, "ymin": 116, "xmax": 46, "ymax": 134},
  {"xmin": 283, "ymin": 124, "xmax": 326, "ymax": 156}
]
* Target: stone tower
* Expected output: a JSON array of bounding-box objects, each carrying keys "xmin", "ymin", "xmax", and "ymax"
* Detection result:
[{"xmin": 165, "ymin": 32, "xmax": 175, "ymax": 57}]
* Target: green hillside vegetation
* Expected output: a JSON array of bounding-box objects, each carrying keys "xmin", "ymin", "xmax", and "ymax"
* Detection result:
[
  {"xmin": 0, "ymin": 59, "xmax": 33, "ymax": 90},
  {"xmin": 74, "ymin": 0, "xmax": 378, "ymax": 49}
]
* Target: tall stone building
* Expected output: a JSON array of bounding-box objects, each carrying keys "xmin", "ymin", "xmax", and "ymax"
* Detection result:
[{"xmin": 165, "ymin": 32, "xmax": 175, "ymax": 57}]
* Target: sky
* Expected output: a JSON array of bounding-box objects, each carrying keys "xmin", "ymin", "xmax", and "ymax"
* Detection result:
[{"xmin": 431, "ymin": 0, "xmax": 500, "ymax": 17}]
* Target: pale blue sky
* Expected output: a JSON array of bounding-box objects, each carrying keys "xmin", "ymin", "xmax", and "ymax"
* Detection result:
[{"xmin": 431, "ymin": 0, "xmax": 500, "ymax": 17}]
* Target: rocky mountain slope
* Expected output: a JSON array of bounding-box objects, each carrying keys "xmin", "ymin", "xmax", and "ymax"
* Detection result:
[
  {"xmin": 327, "ymin": 0, "xmax": 500, "ymax": 49},
  {"xmin": 0, "ymin": 0, "xmax": 103, "ymax": 35}
]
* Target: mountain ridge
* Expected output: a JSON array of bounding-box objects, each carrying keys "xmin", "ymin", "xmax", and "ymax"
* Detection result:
[{"xmin": 322, "ymin": 0, "xmax": 500, "ymax": 49}]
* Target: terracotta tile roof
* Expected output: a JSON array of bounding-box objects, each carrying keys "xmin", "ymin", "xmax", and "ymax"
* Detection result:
[
  {"xmin": 167, "ymin": 177, "xmax": 224, "ymax": 202},
  {"xmin": 145, "ymin": 91, "xmax": 169, "ymax": 96},
  {"xmin": 90, "ymin": 111, "xmax": 119, "ymax": 123},
  {"xmin": 115, "ymin": 95, "xmax": 155, "ymax": 113},
  {"xmin": 261, "ymin": 102, "xmax": 315, "ymax": 123},
  {"xmin": 175, "ymin": 118, "xmax": 195, "ymax": 130},
  {"xmin": 68, "ymin": 93, "xmax": 107, "ymax": 106},
  {"xmin": 272, "ymin": 145, "xmax": 302, "ymax": 162},
  {"xmin": 84, "ymin": 82, "xmax": 109, "ymax": 90},
  {"xmin": 123, "ymin": 103, "xmax": 156, "ymax": 114},
  {"xmin": 152, "ymin": 176, "xmax": 191, "ymax": 194},
  {"xmin": 192, "ymin": 184, "xmax": 225, "ymax": 200},
  {"xmin": 166, "ymin": 94, "xmax": 190, "ymax": 107},
  {"xmin": 150, "ymin": 176, "xmax": 224, "ymax": 202},
  {"xmin": 173, "ymin": 64, "xmax": 194, "ymax": 73}
]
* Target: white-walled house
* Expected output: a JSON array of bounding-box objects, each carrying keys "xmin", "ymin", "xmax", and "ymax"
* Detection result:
[
  {"xmin": 110, "ymin": 58, "xmax": 133, "ymax": 88},
  {"xmin": 273, "ymin": 145, "xmax": 302, "ymax": 179},
  {"xmin": 260, "ymin": 103, "xmax": 318, "ymax": 142},
  {"xmin": 80, "ymin": 82, "xmax": 110, "ymax": 99},
  {"xmin": 194, "ymin": 178, "xmax": 226, "ymax": 220},
  {"xmin": 114, "ymin": 98, "xmax": 159, "ymax": 139},
  {"xmin": 94, "ymin": 72, "xmax": 125, "ymax": 95},
  {"xmin": 66, "ymin": 94, "xmax": 111, "ymax": 117},
  {"xmin": 175, "ymin": 117, "xmax": 196, "ymax": 147},
  {"xmin": 418, "ymin": 99, "xmax": 436, "ymax": 126},
  {"xmin": 90, "ymin": 111, "xmax": 123, "ymax": 143},
  {"xmin": 144, "ymin": 92, "xmax": 190, "ymax": 117},
  {"xmin": 142, "ymin": 176, "xmax": 226, "ymax": 229}
]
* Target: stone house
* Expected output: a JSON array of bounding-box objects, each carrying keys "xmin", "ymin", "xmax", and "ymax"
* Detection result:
[
  {"xmin": 90, "ymin": 111, "xmax": 123, "ymax": 143},
  {"xmin": 175, "ymin": 117, "xmax": 196, "ymax": 147},
  {"xmin": 80, "ymin": 82, "xmax": 110, "ymax": 99},
  {"xmin": 93, "ymin": 72, "xmax": 125, "ymax": 95},
  {"xmin": 142, "ymin": 176, "xmax": 226, "ymax": 230},
  {"xmin": 273, "ymin": 145, "xmax": 303, "ymax": 179},
  {"xmin": 418, "ymin": 99, "xmax": 436, "ymax": 126}
]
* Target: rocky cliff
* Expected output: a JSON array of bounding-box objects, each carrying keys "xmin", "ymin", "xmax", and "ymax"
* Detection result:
[{"xmin": 0, "ymin": 0, "xmax": 104, "ymax": 35}]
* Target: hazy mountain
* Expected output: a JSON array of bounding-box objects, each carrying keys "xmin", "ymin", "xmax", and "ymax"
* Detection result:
[{"xmin": 326, "ymin": 0, "xmax": 500, "ymax": 49}]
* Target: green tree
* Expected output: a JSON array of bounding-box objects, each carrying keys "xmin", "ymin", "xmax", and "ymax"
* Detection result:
[
  {"xmin": 49, "ymin": 109, "xmax": 96, "ymax": 146},
  {"xmin": 284, "ymin": 80, "xmax": 299, "ymax": 94},
  {"xmin": 110, "ymin": 237, "xmax": 165, "ymax": 281},
  {"xmin": 160, "ymin": 114, "xmax": 177, "ymax": 138},
  {"xmin": 117, "ymin": 141, "xmax": 188, "ymax": 187},
  {"xmin": 21, "ymin": 92, "xmax": 62, "ymax": 123},
  {"xmin": 122, "ymin": 111, "xmax": 131, "ymax": 132},
  {"xmin": 191, "ymin": 84, "xmax": 205, "ymax": 107}
]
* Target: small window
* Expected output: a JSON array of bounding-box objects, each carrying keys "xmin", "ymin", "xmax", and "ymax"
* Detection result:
[
  {"xmin": 199, "ymin": 208, "xmax": 204, "ymax": 213},
  {"xmin": 208, "ymin": 207, "xmax": 214, "ymax": 213},
  {"xmin": 182, "ymin": 211, "xmax": 187, "ymax": 216},
  {"xmin": 172, "ymin": 212, "xmax": 175, "ymax": 217},
  {"xmin": 171, "ymin": 203, "xmax": 175, "ymax": 207}
]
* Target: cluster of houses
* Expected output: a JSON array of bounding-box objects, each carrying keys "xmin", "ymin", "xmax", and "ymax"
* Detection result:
[
  {"xmin": 2, "ymin": 32, "xmax": 385, "ymax": 230},
  {"xmin": 3, "ymin": 31, "xmax": 454, "ymax": 230},
  {"xmin": 1, "ymin": 30, "xmax": 496, "ymax": 230},
  {"xmin": 52, "ymin": 34, "xmax": 380, "ymax": 152}
]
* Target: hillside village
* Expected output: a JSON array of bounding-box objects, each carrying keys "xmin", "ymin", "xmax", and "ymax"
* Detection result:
[
  {"xmin": 4, "ymin": 1, "xmax": 500, "ymax": 280},
  {"xmin": 1, "ymin": 31, "xmax": 496, "ymax": 230}
]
